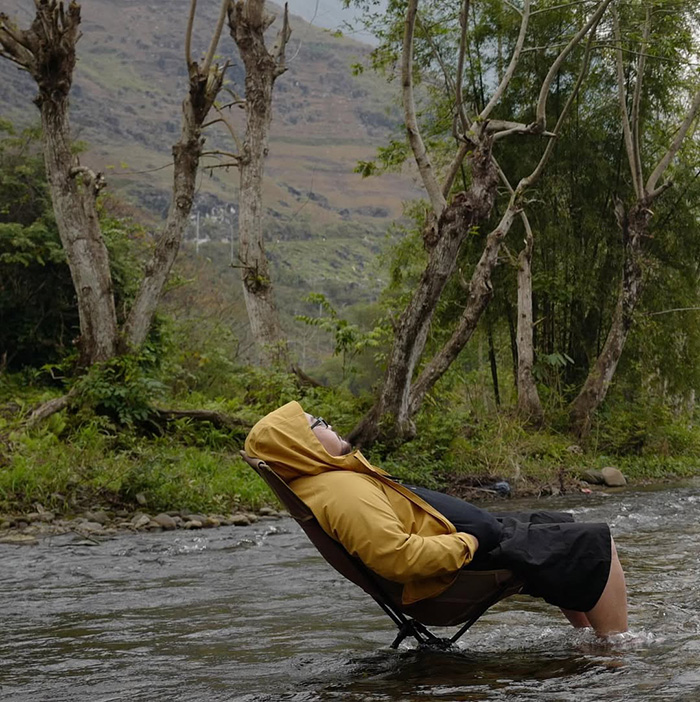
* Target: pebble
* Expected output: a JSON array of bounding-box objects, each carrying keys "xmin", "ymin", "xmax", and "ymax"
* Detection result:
[
  {"xmin": 131, "ymin": 514, "xmax": 151, "ymax": 529},
  {"xmin": 153, "ymin": 513, "xmax": 178, "ymax": 530},
  {"xmin": 0, "ymin": 502, "xmax": 284, "ymax": 543},
  {"xmin": 84, "ymin": 510, "xmax": 110, "ymax": 525}
]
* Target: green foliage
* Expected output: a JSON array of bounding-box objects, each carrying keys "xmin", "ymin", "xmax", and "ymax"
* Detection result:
[
  {"xmin": 0, "ymin": 123, "xmax": 150, "ymax": 370},
  {"xmin": 0, "ymin": 415, "xmax": 272, "ymax": 514},
  {"xmin": 72, "ymin": 355, "xmax": 165, "ymax": 426},
  {"xmin": 0, "ymin": 123, "xmax": 79, "ymax": 369},
  {"xmin": 295, "ymin": 293, "xmax": 383, "ymax": 381}
]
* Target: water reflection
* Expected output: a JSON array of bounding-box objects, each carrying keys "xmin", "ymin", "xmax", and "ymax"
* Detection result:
[{"xmin": 0, "ymin": 480, "xmax": 698, "ymax": 701}]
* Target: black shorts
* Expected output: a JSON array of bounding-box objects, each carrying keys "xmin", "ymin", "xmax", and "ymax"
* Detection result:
[{"xmin": 409, "ymin": 486, "xmax": 612, "ymax": 612}]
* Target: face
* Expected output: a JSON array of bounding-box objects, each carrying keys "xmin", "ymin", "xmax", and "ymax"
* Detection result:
[{"xmin": 305, "ymin": 413, "xmax": 353, "ymax": 456}]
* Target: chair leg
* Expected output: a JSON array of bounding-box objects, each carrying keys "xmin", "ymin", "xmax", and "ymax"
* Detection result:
[{"xmin": 389, "ymin": 619, "xmax": 452, "ymax": 650}]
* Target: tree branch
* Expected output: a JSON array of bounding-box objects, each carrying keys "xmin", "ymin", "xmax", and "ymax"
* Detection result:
[
  {"xmin": 645, "ymin": 85, "xmax": 700, "ymax": 196},
  {"xmin": 402, "ymin": 0, "xmax": 446, "ymax": 216},
  {"xmin": 479, "ymin": 0, "xmax": 530, "ymax": 123},
  {"xmin": 536, "ymin": 0, "xmax": 614, "ymax": 131},
  {"xmin": 271, "ymin": 2, "xmax": 292, "ymax": 75},
  {"xmin": 613, "ymin": 9, "xmax": 641, "ymax": 198},
  {"xmin": 630, "ymin": 7, "xmax": 650, "ymax": 195},
  {"xmin": 454, "ymin": 0, "xmax": 471, "ymax": 134},
  {"xmin": 201, "ymin": 0, "xmax": 230, "ymax": 75},
  {"xmin": 185, "ymin": 0, "xmax": 197, "ymax": 69},
  {"xmin": 520, "ymin": 13, "xmax": 599, "ymax": 191}
]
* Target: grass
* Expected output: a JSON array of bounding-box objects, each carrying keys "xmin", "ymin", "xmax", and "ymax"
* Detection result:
[
  {"xmin": 0, "ymin": 418, "xmax": 273, "ymax": 516},
  {"xmin": 2, "ymin": 364, "xmax": 699, "ymax": 519}
]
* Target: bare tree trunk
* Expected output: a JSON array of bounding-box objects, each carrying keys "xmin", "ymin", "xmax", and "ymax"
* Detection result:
[
  {"xmin": 406, "ymin": 197, "xmax": 513, "ymax": 419},
  {"xmin": 348, "ymin": 140, "xmax": 500, "ymax": 446},
  {"xmin": 348, "ymin": 0, "xmax": 610, "ymax": 448},
  {"xmin": 124, "ymin": 1, "xmax": 228, "ymax": 349},
  {"xmin": 1, "ymin": 1, "xmax": 228, "ymax": 363},
  {"xmin": 516, "ymin": 227, "xmax": 543, "ymax": 424},
  {"xmin": 569, "ymin": 203, "xmax": 648, "ymax": 435},
  {"xmin": 0, "ymin": 2, "xmax": 118, "ymax": 364},
  {"xmin": 228, "ymin": 0, "xmax": 291, "ymax": 367}
]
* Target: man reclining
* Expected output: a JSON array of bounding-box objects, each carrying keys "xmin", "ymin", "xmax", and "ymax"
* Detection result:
[{"xmin": 245, "ymin": 401, "xmax": 628, "ymax": 637}]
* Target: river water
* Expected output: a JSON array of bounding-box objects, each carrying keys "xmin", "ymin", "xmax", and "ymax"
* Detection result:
[{"xmin": 1, "ymin": 481, "xmax": 699, "ymax": 702}]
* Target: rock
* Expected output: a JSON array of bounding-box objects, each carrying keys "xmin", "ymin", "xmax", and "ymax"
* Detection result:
[
  {"xmin": 131, "ymin": 513, "xmax": 151, "ymax": 529},
  {"xmin": 153, "ymin": 513, "xmax": 178, "ymax": 530},
  {"xmin": 183, "ymin": 520, "xmax": 203, "ymax": 529},
  {"xmin": 0, "ymin": 520, "xmax": 12, "ymax": 530},
  {"xmin": 184, "ymin": 513, "xmax": 207, "ymax": 524},
  {"xmin": 580, "ymin": 469, "xmax": 606, "ymax": 485},
  {"xmin": 135, "ymin": 493, "xmax": 148, "ymax": 507},
  {"xmin": 601, "ymin": 466, "xmax": 627, "ymax": 487},
  {"xmin": 24, "ymin": 512, "xmax": 42, "ymax": 522},
  {"xmin": 80, "ymin": 521, "xmax": 106, "ymax": 534},
  {"xmin": 566, "ymin": 444, "xmax": 584, "ymax": 455},
  {"xmin": 146, "ymin": 521, "xmax": 163, "ymax": 531},
  {"xmin": 203, "ymin": 516, "xmax": 220, "ymax": 528},
  {"xmin": 0, "ymin": 533, "xmax": 37, "ymax": 545},
  {"xmin": 245, "ymin": 513, "xmax": 259, "ymax": 523},
  {"xmin": 259, "ymin": 507, "xmax": 276, "ymax": 516},
  {"xmin": 493, "ymin": 481, "xmax": 511, "ymax": 497},
  {"xmin": 84, "ymin": 510, "xmax": 110, "ymax": 525},
  {"xmin": 230, "ymin": 513, "xmax": 251, "ymax": 526}
]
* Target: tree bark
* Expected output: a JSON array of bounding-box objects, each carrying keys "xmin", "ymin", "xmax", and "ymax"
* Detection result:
[
  {"xmin": 229, "ymin": 0, "xmax": 291, "ymax": 367},
  {"xmin": 515, "ymin": 229, "xmax": 543, "ymax": 424},
  {"xmin": 348, "ymin": 139, "xmax": 499, "ymax": 447},
  {"xmin": 569, "ymin": 202, "xmax": 649, "ymax": 436},
  {"xmin": 124, "ymin": 7, "xmax": 227, "ymax": 349},
  {"xmin": 0, "ymin": 2, "xmax": 119, "ymax": 364},
  {"xmin": 2, "ymin": 1, "xmax": 228, "ymax": 363}
]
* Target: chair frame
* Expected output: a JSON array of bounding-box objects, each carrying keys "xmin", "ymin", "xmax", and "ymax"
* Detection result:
[{"xmin": 241, "ymin": 451, "xmax": 523, "ymax": 649}]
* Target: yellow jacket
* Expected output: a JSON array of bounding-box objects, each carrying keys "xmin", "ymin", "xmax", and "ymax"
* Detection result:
[{"xmin": 244, "ymin": 401, "xmax": 478, "ymax": 604}]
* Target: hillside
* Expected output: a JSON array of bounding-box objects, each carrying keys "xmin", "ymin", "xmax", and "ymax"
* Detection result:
[{"xmin": 1, "ymin": 0, "xmax": 420, "ymax": 310}]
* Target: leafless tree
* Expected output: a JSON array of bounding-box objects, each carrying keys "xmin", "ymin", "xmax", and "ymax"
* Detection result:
[
  {"xmin": 222, "ymin": 0, "xmax": 292, "ymax": 367},
  {"xmin": 349, "ymin": 0, "xmax": 613, "ymax": 448},
  {"xmin": 0, "ymin": 0, "xmax": 228, "ymax": 365}
]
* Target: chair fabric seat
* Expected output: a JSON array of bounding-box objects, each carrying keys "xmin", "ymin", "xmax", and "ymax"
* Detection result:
[{"xmin": 241, "ymin": 451, "xmax": 524, "ymax": 641}]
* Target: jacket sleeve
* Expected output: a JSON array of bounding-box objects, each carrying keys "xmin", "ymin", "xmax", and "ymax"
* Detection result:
[{"xmin": 313, "ymin": 473, "xmax": 478, "ymax": 584}]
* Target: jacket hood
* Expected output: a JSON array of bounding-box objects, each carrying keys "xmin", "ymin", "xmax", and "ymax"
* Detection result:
[{"xmin": 244, "ymin": 401, "xmax": 381, "ymax": 481}]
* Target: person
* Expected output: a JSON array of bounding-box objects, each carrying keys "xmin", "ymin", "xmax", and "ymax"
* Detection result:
[{"xmin": 245, "ymin": 401, "xmax": 628, "ymax": 637}]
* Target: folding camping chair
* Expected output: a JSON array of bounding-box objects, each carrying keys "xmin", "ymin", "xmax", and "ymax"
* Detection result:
[{"xmin": 241, "ymin": 451, "xmax": 525, "ymax": 649}]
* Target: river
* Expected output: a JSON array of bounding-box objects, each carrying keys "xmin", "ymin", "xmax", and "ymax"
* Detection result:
[{"xmin": 1, "ymin": 480, "xmax": 698, "ymax": 701}]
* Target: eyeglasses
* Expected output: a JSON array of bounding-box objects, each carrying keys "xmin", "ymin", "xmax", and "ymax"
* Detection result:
[{"xmin": 310, "ymin": 416, "xmax": 329, "ymax": 430}]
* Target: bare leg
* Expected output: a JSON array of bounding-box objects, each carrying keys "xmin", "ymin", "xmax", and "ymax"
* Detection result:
[
  {"xmin": 561, "ymin": 608, "xmax": 591, "ymax": 628},
  {"xmin": 584, "ymin": 537, "xmax": 628, "ymax": 637}
]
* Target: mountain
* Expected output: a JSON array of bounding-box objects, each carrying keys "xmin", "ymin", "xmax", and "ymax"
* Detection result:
[{"xmin": 1, "ymin": 0, "xmax": 419, "ymax": 303}]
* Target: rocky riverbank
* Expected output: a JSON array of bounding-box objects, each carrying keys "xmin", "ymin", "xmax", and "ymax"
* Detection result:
[
  {"xmin": 0, "ymin": 505, "xmax": 289, "ymax": 545},
  {"xmin": 0, "ymin": 467, "xmax": 633, "ymax": 546}
]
